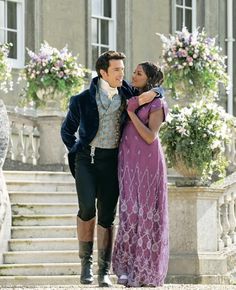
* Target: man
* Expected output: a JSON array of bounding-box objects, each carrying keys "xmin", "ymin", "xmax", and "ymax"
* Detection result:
[{"xmin": 61, "ymin": 51, "xmax": 159, "ymax": 287}]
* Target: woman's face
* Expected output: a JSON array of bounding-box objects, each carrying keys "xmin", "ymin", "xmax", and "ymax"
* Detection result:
[{"xmin": 131, "ymin": 65, "xmax": 148, "ymax": 89}]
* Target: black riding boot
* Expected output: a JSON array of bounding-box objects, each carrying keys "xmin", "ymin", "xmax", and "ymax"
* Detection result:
[
  {"xmin": 77, "ymin": 217, "xmax": 95, "ymax": 284},
  {"xmin": 79, "ymin": 241, "xmax": 94, "ymax": 284},
  {"xmin": 97, "ymin": 225, "xmax": 114, "ymax": 287}
]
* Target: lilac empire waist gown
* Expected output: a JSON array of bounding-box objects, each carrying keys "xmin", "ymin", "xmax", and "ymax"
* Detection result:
[{"xmin": 112, "ymin": 97, "xmax": 169, "ymax": 287}]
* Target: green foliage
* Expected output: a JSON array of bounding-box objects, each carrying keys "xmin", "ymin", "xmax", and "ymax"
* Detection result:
[{"xmin": 160, "ymin": 101, "xmax": 234, "ymax": 182}]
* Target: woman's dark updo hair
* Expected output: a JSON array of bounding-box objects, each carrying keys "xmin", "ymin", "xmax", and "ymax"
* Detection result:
[{"xmin": 139, "ymin": 62, "xmax": 164, "ymax": 92}]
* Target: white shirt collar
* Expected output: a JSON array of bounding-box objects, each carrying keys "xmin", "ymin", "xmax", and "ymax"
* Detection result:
[{"xmin": 99, "ymin": 78, "xmax": 118, "ymax": 100}]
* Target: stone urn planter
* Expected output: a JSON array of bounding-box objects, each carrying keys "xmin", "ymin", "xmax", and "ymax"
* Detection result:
[
  {"xmin": 173, "ymin": 153, "xmax": 201, "ymax": 178},
  {"xmin": 160, "ymin": 101, "xmax": 233, "ymax": 185},
  {"xmin": 36, "ymin": 86, "xmax": 65, "ymax": 111},
  {"xmin": 18, "ymin": 42, "xmax": 85, "ymax": 111}
]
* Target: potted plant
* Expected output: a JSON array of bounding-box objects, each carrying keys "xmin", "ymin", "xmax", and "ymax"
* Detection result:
[
  {"xmin": 0, "ymin": 43, "xmax": 13, "ymax": 93},
  {"xmin": 158, "ymin": 27, "xmax": 228, "ymax": 101},
  {"xmin": 158, "ymin": 27, "xmax": 233, "ymax": 184},
  {"xmin": 160, "ymin": 101, "xmax": 234, "ymax": 184},
  {"xmin": 19, "ymin": 42, "xmax": 86, "ymax": 110}
]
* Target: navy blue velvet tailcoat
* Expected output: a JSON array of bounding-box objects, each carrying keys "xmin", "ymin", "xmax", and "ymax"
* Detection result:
[{"xmin": 60, "ymin": 77, "xmax": 137, "ymax": 177}]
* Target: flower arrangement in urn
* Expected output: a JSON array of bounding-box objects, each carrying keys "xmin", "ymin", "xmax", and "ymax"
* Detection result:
[
  {"xmin": 159, "ymin": 27, "xmax": 228, "ymax": 100},
  {"xmin": 158, "ymin": 27, "xmax": 233, "ymax": 184},
  {"xmin": 160, "ymin": 101, "xmax": 234, "ymax": 183},
  {"xmin": 19, "ymin": 42, "xmax": 86, "ymax": 110},
  {"xmin": 0, "ymin": 43, "xmax": 13, "ymax": 93}
]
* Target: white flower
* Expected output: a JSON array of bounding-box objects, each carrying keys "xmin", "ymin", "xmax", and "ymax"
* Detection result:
[
  {"xmin": 0, "ymin": 43, "xmax": 13, "ymax": 93},
  {"xmin": 176, "ymin": 126, "xmax": 189, "ymax": 136},
  {"xmin": 211, "ymin": 140, "xmax": 222, "ymax": 150}
]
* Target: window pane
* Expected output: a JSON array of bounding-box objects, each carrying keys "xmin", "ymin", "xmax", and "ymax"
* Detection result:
[
  {"xmin": 0, "ymin": 29, "xmax": 5, "ymax": 43},
  {"xmin": 7, "ymin": 31, "xmax": 17, "ymax": 59},
  {"xmin": 92, "ymin": 18, "xmax": 99, "ymax": 43},
  {"xmin": 176, "ymin": 0, "xmax": 183, "ymax": 5},
  {"xmin": 0, "ymin": 1, "xmax": 5, "ymax": 28},
  {"xmin": 92, "ymin": 46, "xmax": 99, "ymax": 70},
  {"xmin": 185, "ymin": 9, "xmax": 192, "ymax": 32},
  {"xmin": 176, "ymin": 7, "xmax": 183, "ymax": 31},
  {"xmin": 101, "ymin": 19, "xmax": 109, "ymax": 45},
  {"xmin": 101, "ymin": 47, "xmax": 108, "ymax": 54},
  {"xmin": 185, "ymin": 0, "xmax": 192, "ymax": 7},
  {"xmin": 7, "ymin": 1, "xmax": 17, "ymax": 29},
  {"xmin": 104, "ymin": 0, "xmax": 111, "ymax": 18},
  {"xmin": 92, "ymin": 0, "xmax": 102, "ymax": 16}
]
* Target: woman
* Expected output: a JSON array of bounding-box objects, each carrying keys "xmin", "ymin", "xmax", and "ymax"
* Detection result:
[{"xmin": 112, "ymin": 62, "xmax": 169, "ymax": 287}]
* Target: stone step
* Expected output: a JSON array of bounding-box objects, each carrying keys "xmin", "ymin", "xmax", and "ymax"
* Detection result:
[
  {"xmin": 6, "ymin": 180, "xmax": 75, "ymax": 192},
  {"xmin": 0, "ymin": 263, "xmax": 83, "ymax": 276},
  {"xmin": 3, "ymin": 250, "xmax": 84, "ymax": 264},
  {"xmin": 8, "ymin": 238, "xmax": 78, "ymax": 251},
  {"xmin": 12, "ymin": 214, "xmax": 119, "ymax": 227},
  {"xmin": 0, "ymin": 275, "xmax": 122, "ymax": 287},
  {"xmin": 11, "ymin": 225, "xmax": 77, "ymax": 239},
  {"xmin": 12, "ymin": 214, "xmax": 76, "ymax": 226},
  {"xmin": 9, "ymin": 191, "xmax": 77, "ymax": 203},
  {"xmin": 1, "ymin": 170, "xmax": 123, "ymax": 288},
  {"xmin": 11, "ymin": 203, "xmax": 78, "ymax": 215},
  {"xmin": 3, "ymin": 171, "xmax": 74, "ymax": 182}
]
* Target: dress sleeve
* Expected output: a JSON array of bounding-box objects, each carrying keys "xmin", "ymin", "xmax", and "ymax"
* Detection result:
[{"xmin": 149, "ymin": 98, "xmax": 168, "ymax": 121}]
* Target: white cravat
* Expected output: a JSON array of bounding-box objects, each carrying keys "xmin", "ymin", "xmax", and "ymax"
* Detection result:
[{"xmin": 100, "ymin": 78, "xmax": 118, "ymax": 100}]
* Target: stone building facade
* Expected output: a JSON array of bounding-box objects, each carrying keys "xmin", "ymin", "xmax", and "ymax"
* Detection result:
[{"xmin": 0, "ymin": 0, "xmax": 235, "ymax": 114}]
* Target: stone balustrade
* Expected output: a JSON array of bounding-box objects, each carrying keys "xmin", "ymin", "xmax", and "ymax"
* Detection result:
[
  {"xmin": 217, "ymin": 172, "xmax": 236, "ymax": 251},
  {"xmin": 5, "ymin": 107, "xmax": 67, "ymax": 168},
  {"xmin": 7, "ymin": 110, "xmax": 40, "ymax": 165},
  {"xmin": 4, "ymin": 110, "xmax": 236, "ymax": 172}
]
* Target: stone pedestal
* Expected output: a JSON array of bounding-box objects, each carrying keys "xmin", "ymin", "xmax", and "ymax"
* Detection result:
[
  {"xmin": 167, "ymin": 185, "xmax": 228, "ymax": 284},
  {"xmin": 37, "ymin": 112, "xmax": 65, "ymax": 165}
]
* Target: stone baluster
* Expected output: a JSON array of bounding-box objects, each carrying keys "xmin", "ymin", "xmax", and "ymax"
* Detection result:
[
  {"xmin": 7, "ymin": 121, "xmax": 15, "ymax": 160},
  {"xmin": 229, "ymin": 192, "xmax": 236, "ymax": 244},
  {"xmin": 16, "ymin": 124, "xmax": 26, "ymax": 163},
  {"xmin": 26, "ymin": 126, "xmax": 36, "ymax": 165},
  {"xmin": 64, "ymin": 146, "xmax": 68, "ymax": 165},
  {"xmin": 221, "ymin": 195, "xmax": 232, "ymax": 247},
  {"xmin": 33, "ymin": 126, "xmax": 40, "ymax": 164},
  {"xmin": 217, "ymin": 199, "xmax": 224, "ymax": 250}
]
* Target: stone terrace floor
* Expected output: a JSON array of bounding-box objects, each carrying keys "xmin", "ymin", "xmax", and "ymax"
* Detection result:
[{"xmin": 1, "ymin": 285, "xmax": 236, "ymax": 290}]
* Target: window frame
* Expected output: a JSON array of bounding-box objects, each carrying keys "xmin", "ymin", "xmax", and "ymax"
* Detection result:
[
  {"xmin": 0, "ymin": 0, "xmax": 25, "ymax": 68},
  {"xmin": 172, "ymin": 0, "xmax": 197, "ymax": 33},
  {"xmin": 91, "ymin": 0, "xmax": 116, "ymax": 73}
]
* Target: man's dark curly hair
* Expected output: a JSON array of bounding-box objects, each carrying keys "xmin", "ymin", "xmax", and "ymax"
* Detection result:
[{"xmin": 95, "ymin": 50, "xmax": 126, "ymax": 77}]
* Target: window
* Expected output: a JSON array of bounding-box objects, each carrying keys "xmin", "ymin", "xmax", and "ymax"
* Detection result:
[
  {"xmin": 91, "ymin": 0, "xmax": 116, "ymax": 71},
  {"xmin": 0, "ymin": 0, "xmax": 25, "ymax": 68},
  {"xmin": 172, "ymin": 0, "xmax": 196, "ymax": 32}
]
